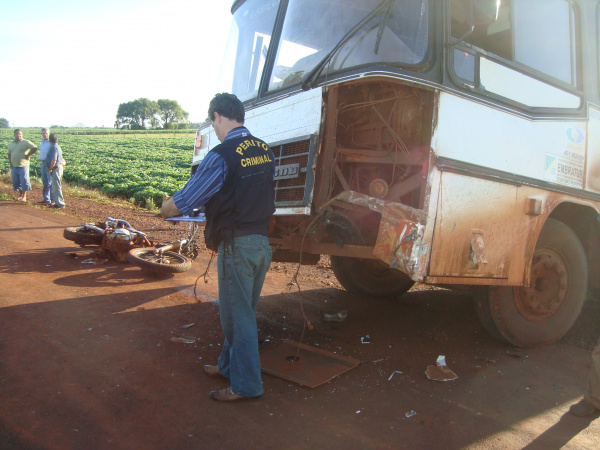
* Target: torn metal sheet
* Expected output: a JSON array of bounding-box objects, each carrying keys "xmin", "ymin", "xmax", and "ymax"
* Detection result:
[
  {"xmin": 469, "ymin": 231, "xmax": 488, "ymax": 269},
  {"xmin": 260, "ymin": 340, "xmax": 360, "ymax": 388},
  {"xmin": 425, "ymin": 355, "xmax": 458, "ymax": 382},
  {"xmin": 373, "ymin": 201, "xmax": 427, "ymax": 280}
]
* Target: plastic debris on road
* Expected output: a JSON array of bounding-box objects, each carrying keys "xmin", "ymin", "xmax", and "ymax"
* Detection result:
[
  {"xmin": 388, "ymin": 370, "xmax": 403, "ymax": 381},
  {"xmin": 170, "ymin": 337, "xmax": 196, "ymax": 344},
  {"xmin": 81, "ymin": 258, "xmax": 108, "ymax": 265},
  {"xmin": 425, "ymin": 355, "xmax": 458, "ymax": 381},
  {"xmin": 323, "ymin": 310, "xmax": 348, "ymax": 322}
]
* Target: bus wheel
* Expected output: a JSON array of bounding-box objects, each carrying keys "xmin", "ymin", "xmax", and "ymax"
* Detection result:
[
  {"xmin": 477, "ymin": 219, "xmax": 587, "ymax": 347},
  {"xmin": 330, "ymin": 256, "xmax": 414, "ymax": 298},
  {"xmin": 472, "ymin": 287, "xmax": 504, "ymax": 341}
]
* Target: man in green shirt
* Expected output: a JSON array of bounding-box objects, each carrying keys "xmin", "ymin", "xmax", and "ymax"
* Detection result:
[{"xmin": 7, "ymin": 129, "xmax": 37, "ymax": 202}]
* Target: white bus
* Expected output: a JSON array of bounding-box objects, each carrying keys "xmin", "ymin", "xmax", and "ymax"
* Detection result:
[{"xmin": 192, "ymin": 0, "xmax": 600, "ymax": 347}]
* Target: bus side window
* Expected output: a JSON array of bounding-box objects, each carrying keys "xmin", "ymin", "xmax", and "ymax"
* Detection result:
[
  {"xmin": 513, "ymin": 0, "xmax": 573, "ymax": 85},
  {"xmin": 451, "ymin": 0, "xmax": 574, "ymax": 86},
  {"xmin": 453, "ymin": 48, "xmax": 475, "ymax": 83}
]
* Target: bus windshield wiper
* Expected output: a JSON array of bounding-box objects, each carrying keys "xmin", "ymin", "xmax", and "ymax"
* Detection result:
[
  {"xmin": 301, "ymin": 0, "xmax": 393, "ymax": 91},
  {"xmin": 374, "ymin": 0, "xmax": 394, "ymax": 54}
]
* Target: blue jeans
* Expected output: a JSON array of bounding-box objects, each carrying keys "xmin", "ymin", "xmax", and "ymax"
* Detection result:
[
  {"xmin": 217, "ymin": 234, "xmax": 272, "ymax": 397},
  {"xmin": 10, "ymin": 166, "xmax": 31, "ymax": 192},
  {"xmin": 50, "ymin": 167, "xmax": 65, "ymax": 207},
  {"xmin": 40, "ymin": 161, "xmax": 51, "ymax": 202}
]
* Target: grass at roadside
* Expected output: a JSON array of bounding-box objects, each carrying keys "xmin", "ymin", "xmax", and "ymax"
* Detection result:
[
  {"xmin": 0, "ymin": 132, "xmax": 191, "ymax": 208},
  {"xmin": 0, "ymin": 172, "xmax": 159, "ymax": 212}
]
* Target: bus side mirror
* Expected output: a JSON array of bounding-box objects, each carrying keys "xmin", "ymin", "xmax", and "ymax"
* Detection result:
[
  {"xmin": 452, "ymin": 0, "xmax": 501, "ymax": 44},
  {"xmin": 473, "ymin": 0, "xmax": 501, "ymax": 25}
]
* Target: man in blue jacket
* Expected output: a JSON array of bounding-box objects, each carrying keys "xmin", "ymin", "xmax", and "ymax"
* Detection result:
[{"xmin": 161, "ymin": 93, "xmax": 275, "ymax": 401}]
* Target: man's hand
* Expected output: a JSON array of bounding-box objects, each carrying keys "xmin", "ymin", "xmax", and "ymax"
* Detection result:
[{"xmin": 160, "ymin": 197, "xmax": 181, "ymax": 218}]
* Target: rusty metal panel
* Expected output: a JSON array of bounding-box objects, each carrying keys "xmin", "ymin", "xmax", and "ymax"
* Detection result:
[
  {"xmin": 260, "ymin": 340, "xmax": 360, "ymax": 388},
  {"xmin": 428, "ymin": 172, "xmax": 517, "ymax": 278}
]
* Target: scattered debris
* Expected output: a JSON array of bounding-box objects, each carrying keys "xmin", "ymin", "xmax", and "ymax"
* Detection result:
[
  {"xmin": 405, "ymin": 410, "xmax": 417, "ymax": 418},
  {"xmin": 170, "ymin": 337, "xmax": 196, "ymax": 344},
  {"xmin": 81, "ymin": 258, "xmax": 108, "ymax": 265},
  {"xmin": 388, "ymin": 370, "xmax": 403, "ymax": 381},
  {"xmin": 65, "ymin": 252, "xmax": 79, "ymax": 258},
  {"xmin": 476, "ymin": 356, "xmax": 496, "ymax": 364},
  {"xmin": 361, "ymin": 335, "xmax": 371, "ymax": 344},
  {"xmin": 425, "ymin": 355, "xmax": 458, "ymax": 382},
  {"xmin": 323, "ymin": 310, "xmax": 348, "ymax": 322},
  {"xmin": 507, "ymin": 348, "xmax": 524, "ymax": 358}
]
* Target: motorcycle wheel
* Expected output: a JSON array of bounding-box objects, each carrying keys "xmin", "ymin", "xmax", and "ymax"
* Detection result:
[
  {"xmin": 64, "ymin": 226, "xmax": 104, "ymax": 246},
  {"xmin": 127, "ymin": 248, "xmax": 192, "ymax": 274}
]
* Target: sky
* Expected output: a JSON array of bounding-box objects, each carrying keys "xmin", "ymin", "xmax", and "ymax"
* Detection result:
[{"xmin": 1, "ymin": 0, "xmax": 232, "ymax": 128}]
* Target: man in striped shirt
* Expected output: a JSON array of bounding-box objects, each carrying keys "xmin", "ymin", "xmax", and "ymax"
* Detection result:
[{"xmin": 161, "ymin": 93, "xmax": 275, "ymax": 402}]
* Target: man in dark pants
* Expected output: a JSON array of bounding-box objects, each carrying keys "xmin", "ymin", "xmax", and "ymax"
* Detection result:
[
  {"xmin": 569, "ymin": 337, "xmax": 600, "ymax": 417},
  {"xmin": 38, "ymin": 128, "xmax": 52, "ymax": 204},
  {"xmin": 161, "ymin": 93, "xmax": 275, "ymax": 401}
]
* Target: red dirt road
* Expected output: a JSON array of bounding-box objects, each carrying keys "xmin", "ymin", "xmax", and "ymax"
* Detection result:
[{"xmin": 1, "ymin": 198, "xmax": 599, "ymax": 450}]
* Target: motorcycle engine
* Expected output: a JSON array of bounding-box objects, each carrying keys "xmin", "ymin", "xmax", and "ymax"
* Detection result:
[{"xmin": 106, "ymin": 229, "xmax": 133, "ymax": 262}]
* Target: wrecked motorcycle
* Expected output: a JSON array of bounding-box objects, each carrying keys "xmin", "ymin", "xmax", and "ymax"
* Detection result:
[{"xmin": 63, "ymin": 215, "xmax": 203, "ymax": 274}]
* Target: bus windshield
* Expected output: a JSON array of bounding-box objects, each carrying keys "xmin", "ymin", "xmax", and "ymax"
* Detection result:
[
  {"xmin": 217, "ymin": 0, "xmax": 281, "ymax": 103},
  {"xmin": 269, "ymin": 0, "xmax": 428, "ymax": 92},
  {"xmin": 218, "ymin": 0, "xmax": 429, "ymax": 102}
]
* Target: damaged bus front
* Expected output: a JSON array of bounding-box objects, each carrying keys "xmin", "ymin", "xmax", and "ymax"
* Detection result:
[{"xmin": 192, "ymin": 0, "xmax": 600, "ymax": 347}]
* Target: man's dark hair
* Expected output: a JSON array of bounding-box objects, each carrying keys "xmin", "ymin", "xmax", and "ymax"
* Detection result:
[
  {"xmin": 14, "ymin": 129, "xmax": 21, "ymax": 135},
  {"xmin": 49, "ymin": 133, "xmax": 58, "ymax": 144},
  {"xmin": 208, "ymin": 93, "xmax": 245, "ymax": 124}
]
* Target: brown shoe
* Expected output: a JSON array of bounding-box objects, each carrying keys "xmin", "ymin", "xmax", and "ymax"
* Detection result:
[
  {"xmin": 202, "ymin": 365, "xmax": 225, "ymax": 378},
  {"xmin": 569, "ymin": 399, "xmax": 599, "ymax": 417},
  {"xmin": 210, "ymin": 386, "xmax": 248, "ymax": 402}
]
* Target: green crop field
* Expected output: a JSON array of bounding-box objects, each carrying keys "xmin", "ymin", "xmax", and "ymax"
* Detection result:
[{"xmin": 0, "ymin": 129, "xmax": 195, "ymax": 207}]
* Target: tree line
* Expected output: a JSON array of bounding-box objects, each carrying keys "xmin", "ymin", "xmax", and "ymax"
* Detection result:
[{"xmin": 115, "ymin": 98, "xmax": 189, "ymax": 130}]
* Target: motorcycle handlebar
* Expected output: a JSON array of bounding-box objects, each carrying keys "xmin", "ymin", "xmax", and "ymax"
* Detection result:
[{"xmin": 106, "ymin": 217, "xmax": 146, "ymax": 236}]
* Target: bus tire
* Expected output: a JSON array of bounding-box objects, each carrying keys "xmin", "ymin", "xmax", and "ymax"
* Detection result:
[
  {"xmin": 127, "ymin": 248, "xmax": 192, "ymax": 274},
  {"xmin": 331, "ymin": 256, "xmax": 414, "ymax": 298},
  {"xmin": 472, "ymin": 286, "xmax": 505, "ymax": 341},
  {"xmin": 64, "ymin": 226, "xmax": 104, "ymax": 246},
  {"xmin": 481, "ymin": 218, "xmax": 587, "ymax": 347}
]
